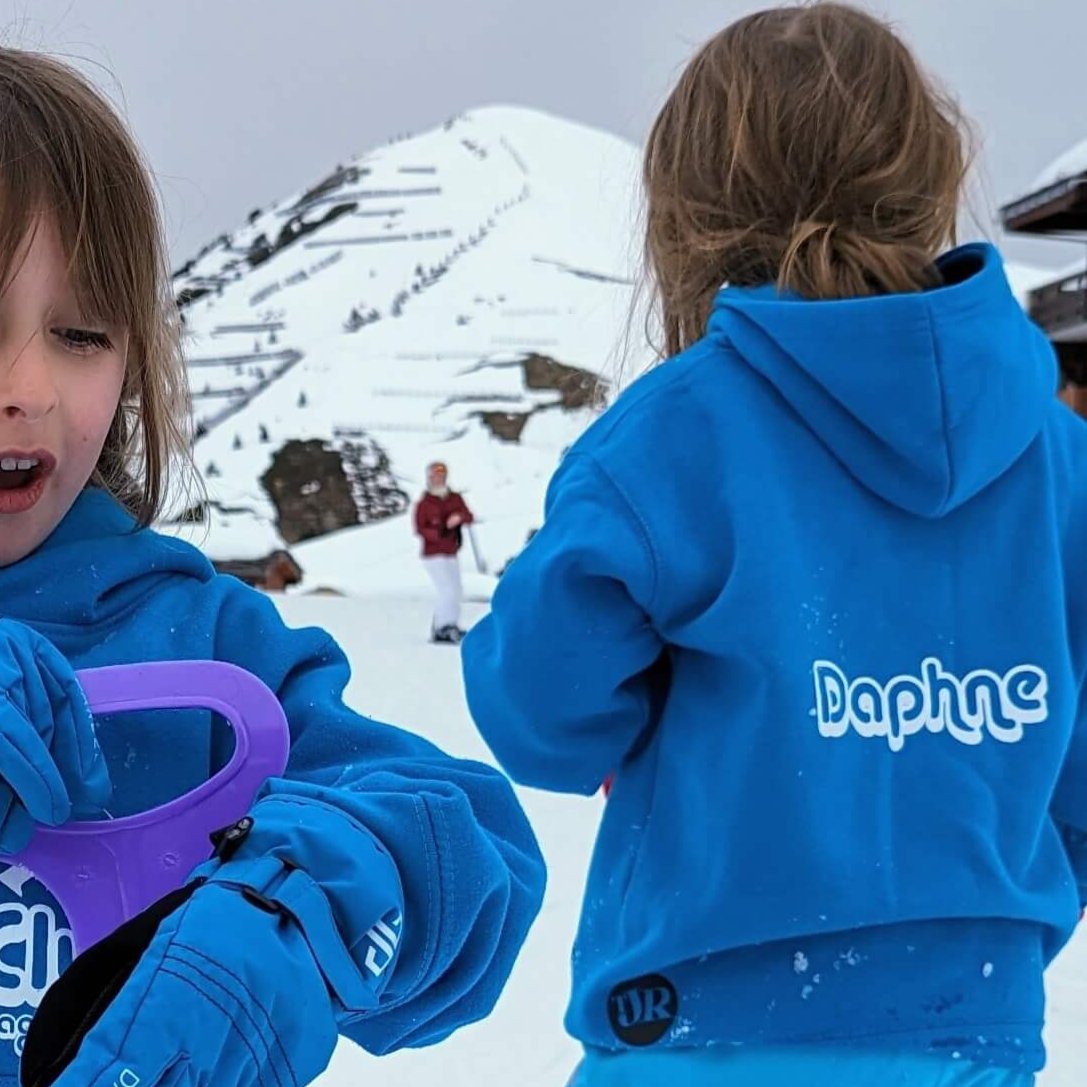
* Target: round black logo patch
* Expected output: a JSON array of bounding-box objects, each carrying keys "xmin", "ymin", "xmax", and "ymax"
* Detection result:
[{"xmin": 607, "ymin": 973, "xmax": 678, "ymax": 1046}]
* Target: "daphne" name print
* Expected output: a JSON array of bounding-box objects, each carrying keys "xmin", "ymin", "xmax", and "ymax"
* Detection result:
[{"xmin": 812, "ymin": 657, "xmax": 1048, "ymax": 751}]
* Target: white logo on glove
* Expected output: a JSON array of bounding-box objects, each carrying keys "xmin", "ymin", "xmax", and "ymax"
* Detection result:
[{"xmin": 364, "ymin": 913, "xmax": 402, "ymax": 978}]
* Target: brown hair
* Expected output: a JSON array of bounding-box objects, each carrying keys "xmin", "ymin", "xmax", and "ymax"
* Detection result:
[
  {"xmin": 643, "ymin": 2, "xmax": 970, "ymax": 357},
  {"xmin": 0, "ymin": 48, "xmax": 191, "ymax": 524}
]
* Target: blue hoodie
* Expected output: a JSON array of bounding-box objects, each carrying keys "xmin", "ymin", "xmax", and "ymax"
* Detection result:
[
  {"xmin": 462, "ymin": 244, "xmax": 1087, "ymax": 1072},
  {"xmin": 0, "ymin": 489, "xmax": 545, "ymax": 1083}
]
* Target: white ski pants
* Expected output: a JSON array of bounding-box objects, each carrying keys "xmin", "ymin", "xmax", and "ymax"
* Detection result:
[{"xmin": 423, "ymin": 554, "xmax": 463, "ymax": 631}]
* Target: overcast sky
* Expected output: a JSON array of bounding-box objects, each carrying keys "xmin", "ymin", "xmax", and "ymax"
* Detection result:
[{"xmin": 1, "ymin": 0, "xmax": 1084, "ymax": 268}]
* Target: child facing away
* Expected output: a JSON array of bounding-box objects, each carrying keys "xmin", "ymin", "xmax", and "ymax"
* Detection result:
[
  {"xmin": 0, "ymin": 47, "xmax": 545, "ymax": 1087},
  {"xmin": 463, "ymin": 4, "xmax": 1087, "ymax": 1086}
]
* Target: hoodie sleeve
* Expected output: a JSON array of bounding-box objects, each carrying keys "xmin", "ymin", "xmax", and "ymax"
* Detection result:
[
  {"xmin": 1056, "ymin": 820, "xmax": 1087, "ymax": 911},
  {"xmin": 452, "ymin": 493, "xmax": 474, "ymax": 525},
  {"xmin": 1052, "ymin": 683, "xmax": 1087, "ymax": 910},
  {"xmin": 213, "ymin": 586, "xmax": 545, "ymax": 1054},
  {"xmin": 461, "ymin": 452, "xmax": 665, "ymax": 794},
  {"xmin": 1052, "ymin": 471, "xmax": 1087, "ymax": 913}
]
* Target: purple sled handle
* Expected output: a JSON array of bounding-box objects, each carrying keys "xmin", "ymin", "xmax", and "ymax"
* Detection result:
[{"xmin": 0, "ymin": 661, "xmax": 290, "ymax": 954}]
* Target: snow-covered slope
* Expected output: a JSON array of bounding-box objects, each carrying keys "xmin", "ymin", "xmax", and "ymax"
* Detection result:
[
  {"xmin": 288, "ymin": 593, "xmax": 592, "ymax": 1087},
  {"xmin": 170, "ymin": 107, "xmax": 647, "ymax": 577}
]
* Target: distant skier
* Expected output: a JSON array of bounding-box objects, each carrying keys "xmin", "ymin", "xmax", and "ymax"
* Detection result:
[
  {"xmin": 464, "ymin": 4, "xmax": 1082, "ymax": 1087},
  {"xmin": 414, "ymin": 461, "xmax": 474, "ymax": 644}
]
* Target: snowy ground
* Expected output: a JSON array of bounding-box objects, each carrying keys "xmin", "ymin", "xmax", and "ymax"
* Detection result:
[
  {"xmin": 281, "ymin": 593, "xmax": 595, "ymax": 1087},
  {"xmin": 264, "ymin": 591, "xmax": 1087, "ymax": 1086}
]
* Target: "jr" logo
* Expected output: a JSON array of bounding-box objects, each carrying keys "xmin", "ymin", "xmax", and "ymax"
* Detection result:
[{"xmin": 607, "ymin": 973, "xmax": 678, "ymax": 1046}]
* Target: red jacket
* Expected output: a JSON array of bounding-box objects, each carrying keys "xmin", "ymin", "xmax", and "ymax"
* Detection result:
[{"xmin": 414, "ymin": 491, "xmax": 474, "ymax": 557}]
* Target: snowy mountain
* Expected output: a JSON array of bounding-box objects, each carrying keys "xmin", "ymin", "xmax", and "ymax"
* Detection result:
[
  {"xmin": 168, "ymin": 107, "xmax": 647, "ymax": 589},
  {"xmin": 168, "ymin": 106, "xmax": 1077, "ymax": 598}
]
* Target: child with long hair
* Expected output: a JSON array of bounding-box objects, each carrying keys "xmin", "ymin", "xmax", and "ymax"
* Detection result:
[
  {"xmin": 0, "ymin": 47, "xmax": 544, "ymax": 1087},
  {"xmin": 463, "ymin": 5, "xmax": 1079, "ymax": 1085}
]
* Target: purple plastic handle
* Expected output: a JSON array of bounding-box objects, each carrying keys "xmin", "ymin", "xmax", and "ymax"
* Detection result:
[{"xmin": 0, "ymin": 661, "xmax": 290, "ymax": 954}]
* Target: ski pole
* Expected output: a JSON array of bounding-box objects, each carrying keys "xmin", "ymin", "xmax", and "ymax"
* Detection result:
[{"xmin": 466, "ymin": 524, "xmax": 488, "ymax": 574}]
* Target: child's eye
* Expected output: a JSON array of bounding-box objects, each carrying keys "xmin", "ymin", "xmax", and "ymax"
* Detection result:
[{"xmin": 54, "ymin": 327, "xmax": 114, "ymax": 353}]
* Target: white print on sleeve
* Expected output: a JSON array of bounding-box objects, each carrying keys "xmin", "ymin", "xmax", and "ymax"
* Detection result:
[{"xmin": 812, "ymin": 657, "xmax": 1049, "ymax": 752}]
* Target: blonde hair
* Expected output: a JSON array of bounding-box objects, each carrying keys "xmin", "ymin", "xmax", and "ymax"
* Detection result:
[
  {"xmin": 644, "ymin": 2, "xmax": 970, "ymax": 358},
  {"xmin": 0, "ymin": 48, "xmax": 191, "ymax": 524}
]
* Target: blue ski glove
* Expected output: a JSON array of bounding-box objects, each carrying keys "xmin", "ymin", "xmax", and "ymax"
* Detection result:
[
  {"xmin": 24, "ymin": 801, "xmax": 405, "ymax": 1087},
  {"xmin": 0, "ymin": 620, "xmax": 110, "ymax": 852},
  {"xmin": 45, "ymin": 881, "xmax": 339, "ymax": 1087}
]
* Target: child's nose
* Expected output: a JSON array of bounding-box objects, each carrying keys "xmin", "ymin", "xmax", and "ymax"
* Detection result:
[{"xmin": 0, "ymin": 341, "xmax": 58, "ymax": 423}]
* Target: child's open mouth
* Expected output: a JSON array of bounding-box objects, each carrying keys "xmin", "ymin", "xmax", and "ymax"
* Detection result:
[{"xmin": 0, "ymin": 451, "xmax": 54, "ymax": 513}]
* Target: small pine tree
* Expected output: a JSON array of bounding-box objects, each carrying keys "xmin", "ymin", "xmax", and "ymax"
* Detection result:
[
  {"xmin": 206, "ymin": 461, "xmax": 220, "ymax": 477},
  {"xmin": 297, "ymin": 390, "xmax": 308, "ymax": 409},
  {"xmin": 259, "ymin": 424, "xmax": 270, "ymax": 443},
  {"xmin": 233, "ymin": 434, "xmax": 243, "ymax": 451}
]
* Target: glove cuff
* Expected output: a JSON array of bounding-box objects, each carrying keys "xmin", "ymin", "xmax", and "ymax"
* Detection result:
[{"xmin": 194, "ymin": 796, "xmax": 405, "ymax": 1018}]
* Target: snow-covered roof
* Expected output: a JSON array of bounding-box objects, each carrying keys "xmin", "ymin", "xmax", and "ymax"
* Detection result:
[{"xmin": 1031, "ymin": 137, "xmax": 1087, "ymax": 192}]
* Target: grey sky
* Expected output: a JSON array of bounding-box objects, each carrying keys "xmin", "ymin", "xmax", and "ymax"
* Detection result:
[{"xmin": 1, "ymin": 0, "xmax": 1084, "ymax": 269}]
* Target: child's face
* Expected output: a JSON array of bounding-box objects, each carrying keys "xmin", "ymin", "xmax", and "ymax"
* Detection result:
[{"xmin": 0, "ymin": 218, "xmax": 126, "ymax": 566}]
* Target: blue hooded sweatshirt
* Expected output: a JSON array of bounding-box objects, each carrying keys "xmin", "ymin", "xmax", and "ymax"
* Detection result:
[
  {"xmin": 462, "ymin": 244, "xmax": 1087, "ymax": 1073},
  {"xmin": 0, "ymin": 489, "xmax": 545, "ymax": 1083}
]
